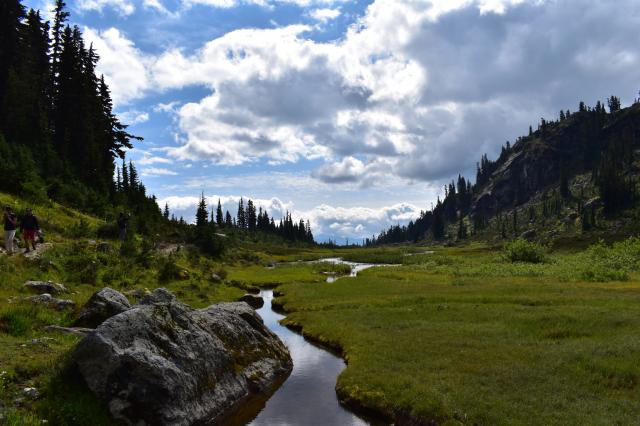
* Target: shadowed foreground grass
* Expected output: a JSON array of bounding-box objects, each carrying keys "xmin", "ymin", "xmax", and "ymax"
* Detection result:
[{"xmin": 272, "ymin": 244, "xmax": 640, "ymax": 425}]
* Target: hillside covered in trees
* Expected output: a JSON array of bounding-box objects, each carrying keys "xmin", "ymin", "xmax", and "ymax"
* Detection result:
[{"xmin": 371, "ymin": 96, "xmax": 640, "ymax": 245}]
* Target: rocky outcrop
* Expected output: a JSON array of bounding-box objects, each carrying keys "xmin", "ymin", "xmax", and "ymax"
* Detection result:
[
  {"xmin": 24, "ymin": 280, "xmax": 66, "ymax": 295},
  {"xmin": 73, "ymin": 287, "xmax": 131, "ymax": 328},
  {"xmin": 473, "ymin": 104, "xmax": 640, "ymax": 217},
  {"xmin": 71, "ymin": 288, "xmax": 292, "ymax": 426}
]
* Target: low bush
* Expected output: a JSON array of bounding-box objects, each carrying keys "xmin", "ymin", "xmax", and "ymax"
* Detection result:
[
  {"xmin": 157, "ymin": 256, "xmax": 182, "ymax": 283},
  {"xmin": 502, "ymin": 239, "xmax": 547, "ymax": 263},
  {"xmin": 580, "ymin": 237, "xmax": 640, "ymax": 282}
]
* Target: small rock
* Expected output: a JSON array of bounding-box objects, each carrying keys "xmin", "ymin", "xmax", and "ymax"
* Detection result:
[
  {"xmin": 210, "ymin": 273, "xmax": 222, "ymax": 283},
  {"xmin": 178, "ymin": 269, "xmax": 190, "ymax": 280},
  {"xmin": 73, "ymin": 288, "xmax": 131, "ymax": 328},
  {"xmin": 238, "ymin": 294, "xmax": 264, "ymax": 309},
  {"xmin": 27, "ymin": 294, "xmax": 75, "ymax": 310},
  {"xmin": 45, "ymin": 325, "xmax": 93, "ymax": 336},
  {"xmin": 23, "ymin": 387, "xmax": 38, "ymax": 399},
  {"xmin": 24, "ymin": 280, "xmax": 67, "ymax": 295}
]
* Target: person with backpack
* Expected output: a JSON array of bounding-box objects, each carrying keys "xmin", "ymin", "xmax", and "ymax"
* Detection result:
[
  {"xmin": 3, "ymin": 206, "xmax": 17, "ymax": 254},
  {"xmin": 21, "ymin": 208, "xmax": 40, "ymax": 253}
]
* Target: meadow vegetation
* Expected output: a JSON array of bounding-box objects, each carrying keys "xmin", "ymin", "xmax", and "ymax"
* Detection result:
[
  {"xmin": 270, "ymin": 241, "xmax": 640, "ymax": 425},
  {"xmin": 2, "ymin": 191, "xmax": 640, "ymax": 425}
]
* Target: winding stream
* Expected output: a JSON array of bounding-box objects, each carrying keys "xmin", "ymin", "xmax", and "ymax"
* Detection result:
[
  {"xmin": 245, "ymin": 290, "xmax": 368, "ymax": 426},
  {"xmin": 234, "ymin": 258, "xmax": 389, "ymax": 425}
]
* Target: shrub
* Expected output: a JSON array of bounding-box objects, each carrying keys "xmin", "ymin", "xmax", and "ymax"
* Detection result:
[
  {"xmin": 157, "ymin": 256, "xmax": 182, "ymax": 283},
  {"xmin": 502, "ymin": 238, "xmax": 546, "ymax": 263},
  {"xmin": 580, "ymin": 237, "xmax": 640, "ymax": 282}
]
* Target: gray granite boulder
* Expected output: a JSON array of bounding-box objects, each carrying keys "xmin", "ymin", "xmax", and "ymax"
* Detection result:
[
  {"xmin": 73, "ymin": 288, "xmax": 132, "ymax": 328},
  {"xmin": 71, "ymin": 289, "xmax": 292, "ymax": 426}
]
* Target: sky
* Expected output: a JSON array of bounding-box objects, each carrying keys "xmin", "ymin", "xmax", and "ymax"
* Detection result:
[{"xmin": 22, "ymin": 0, "xmax": 640, "ymax": 243}]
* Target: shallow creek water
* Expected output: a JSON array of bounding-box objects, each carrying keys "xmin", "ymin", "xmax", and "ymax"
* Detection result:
[
  {"xmin": 230, "ymin": 258, "xmax": 394, "ymax": 425},
  {"xmin": 242, "ymin": 289, "xmax": 369, "ymax": 426}
]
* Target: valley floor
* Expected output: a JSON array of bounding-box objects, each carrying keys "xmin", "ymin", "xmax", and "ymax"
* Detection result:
[
  {"xmin": 234, "ymin": 244, "xmax": 640, "ymax": 425},
  {"xmin": 1, "ymin": 194, "xmax": 638, "ymax": 425}
]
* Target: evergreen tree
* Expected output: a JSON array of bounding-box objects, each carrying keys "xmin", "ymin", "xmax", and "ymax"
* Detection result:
[
  {"xmin": 237, "ymin": 198, "xmax": 246, "ymax": 229},
  {"xmin": 216, "ymin": 199, "xmax": 224, "ymax": 227},
  {"xmin": 195, "ymin": 193, "xmax": 208, "ymax": 227},
  {"xmin": 163, "ymin": 203, "xmax": 170, "ymax": 220}
]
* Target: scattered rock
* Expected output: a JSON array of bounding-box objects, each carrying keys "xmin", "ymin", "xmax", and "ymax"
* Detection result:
[
  {"xmin": 71, "ymin": 290, "xmax": 292, "ymax": 426},
  {"xmin": 27, "ymin": 294, "xmax": 75, "ymax": 310},
  {"xmin": 44, "ymin": 325, "xmax": 93, "ymax": 336},
  {"xmin": 73, "ymin": 288, "xmax": 132, "ymax": 328},
  {"xmin": 210, "ymin": 273, "xmax": 222, "ymax": 283},
  {"xmin": 22, "ymin": 243, "xmax": 53, "ymax": 259},
  {"xmin": 519, "ymin": 229, "xmax": 537, "ymax": 241},
  {"xmin": 238, "ymin": 294, "xmax": 264, "ymax": 309},
  {"xmin": 23, "ymin": 387, "xmax": 38, "ymax": 400},
  {"xmin": 24, "ymin": 280, "xmax": 67, "ymax": 295},
  {"xmin": 178, "ymin": 269, "xmax": 190, "ymax": 280}
]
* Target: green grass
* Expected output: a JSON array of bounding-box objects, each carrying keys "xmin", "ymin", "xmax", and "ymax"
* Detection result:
[
  {"xmin": 272, "ymin": 242, "xmax": 640, "ymax": 425},
  {"xmin": 4, "ymin": 188, "xmax": 640, "ymax": 425},
  {"xmin": 0, "ymin": 192, "xmax": 246, "ymax": 423}
]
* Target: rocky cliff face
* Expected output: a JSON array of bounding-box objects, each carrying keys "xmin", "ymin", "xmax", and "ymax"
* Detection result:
[
  {"xmin": 474, "ymin": 104, "xmax": 640, "ymax": 217},
  {"xmin": 71, "ymin": 288, "xmax": 292, "ymax": 426}
]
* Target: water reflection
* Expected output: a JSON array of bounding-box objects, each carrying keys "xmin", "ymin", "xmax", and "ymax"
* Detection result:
[{"xmin": 246, "ymin": 290, "xmax": 368, "ymax": 426}]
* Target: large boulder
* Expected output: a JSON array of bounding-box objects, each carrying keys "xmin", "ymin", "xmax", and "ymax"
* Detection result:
[
  {"xmin": 73, "ymin": 288, "xmax": 132, "ymax": 328},
  {"xmin": 71, "ymin": 289, "xmax": 292, "ymax": 426}
]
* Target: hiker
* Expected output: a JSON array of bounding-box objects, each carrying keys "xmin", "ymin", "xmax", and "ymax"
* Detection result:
[
  {"xmin": 21, "ymin": 208, "xmax": 40, "ymax": 253},
  {"xmin": 3, "ymin": 206, "xmax": 17, "ymax": 254},
  {"xmin": 117, "ymin": 212, "xmax": 129, "ymax": 242}
]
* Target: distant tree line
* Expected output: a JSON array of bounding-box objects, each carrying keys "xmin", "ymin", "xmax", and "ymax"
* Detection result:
[
  {"xmin": 370, "ymin": 95, "xmax": 639, "ymax": 245},
  {"xmin": 162, "ymin": 194, "xmax": 314, "ymax": 248}
]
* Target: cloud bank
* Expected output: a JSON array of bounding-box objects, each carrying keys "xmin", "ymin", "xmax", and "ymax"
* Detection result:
[{"xmin": 86, "ymin": 0, "xmax": 640, "ymax": 186}]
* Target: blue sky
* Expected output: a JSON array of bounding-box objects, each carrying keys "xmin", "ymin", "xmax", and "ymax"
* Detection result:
[{"xmin": 22, "ymin": 0, "xmax": 640, "ymax": 242}]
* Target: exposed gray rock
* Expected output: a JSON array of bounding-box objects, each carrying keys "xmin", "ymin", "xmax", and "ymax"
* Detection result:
[
  {"xmin": 71, "ymin": 291, "xmax": 292, "ymax": 426},
  {"xmin": 139, "ymin": 287, "xmax": 175, "ymax": 305},
  {"xmin": 45, "ymin": 325, "xmax": 93, "ymax": 336},
  {"xmin": 519, "ymin": 229, "xmax": 537, "ymax": 241},
  {"xmin": 210, "ymin": 273, "xmax": 222, "ymax": 283},
  {"xmin": 27, "ymin": 293, "xmax": 75, "ymax": 310},
  {"xmin": 125, "ymin": 288, "xmax": 150, "ymax": 301},
  {"xmin": 73, "ymin": 287, "xmax": 131, "ymax": 328},
  {"xmin": 24, "ymin": 280, "xmax": 66, "ymax": 295},
  {"xmin": 238, "ymin": 294, "xmax": 264, "ymax": 309}
]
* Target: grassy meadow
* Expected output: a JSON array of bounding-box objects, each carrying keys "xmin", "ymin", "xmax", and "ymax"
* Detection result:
[
  {"xmin": 1, "ymin": 191, "xmax": 639, "ymax": 425},
  {"xmin": 270, "ymin": 243, "xmax": 640, "ymax": 425}
]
